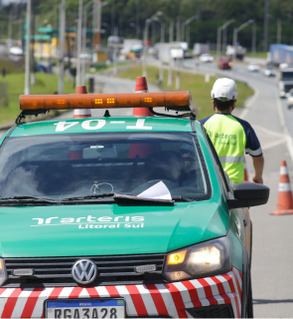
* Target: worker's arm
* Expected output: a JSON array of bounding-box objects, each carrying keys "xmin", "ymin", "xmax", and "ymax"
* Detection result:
[{"xmin": 252, "ymin": 155, "xmax": 264, "ymax": 184}]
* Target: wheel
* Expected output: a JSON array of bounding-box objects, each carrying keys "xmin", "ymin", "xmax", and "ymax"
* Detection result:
[{"xmin": 245, "ymin": 273, "xmax": 254, "ymax": 318}]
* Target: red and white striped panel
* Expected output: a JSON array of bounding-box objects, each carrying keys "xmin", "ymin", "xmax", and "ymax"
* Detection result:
[{"xmin": 0, "ymin": 268, "xmax": 242, "ymax": 318}]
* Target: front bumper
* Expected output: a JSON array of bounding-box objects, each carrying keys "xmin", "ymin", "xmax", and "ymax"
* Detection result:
[{"xmin": 0, "ymin": 268, "xmax": 242, "ymax": 318}]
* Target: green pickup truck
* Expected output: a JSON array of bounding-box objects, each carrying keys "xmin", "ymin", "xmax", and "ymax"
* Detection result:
[{"xmin": 0, "ymin": 88, "xmax": 269, "ymax": 318}]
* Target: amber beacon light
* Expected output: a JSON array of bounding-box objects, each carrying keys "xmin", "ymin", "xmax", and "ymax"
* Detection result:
[{"xmin": 19, "ymin": 91, "xmax": 192, "ymax": 112}]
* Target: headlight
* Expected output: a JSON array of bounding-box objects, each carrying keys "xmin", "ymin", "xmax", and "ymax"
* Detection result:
[
  {"xmin": 0, "ymin": 259, "xmax": 7, "ymax": 286},
  {"xmin": 163, "ymin": 237, "xmax": 231, "ymax": 281}
]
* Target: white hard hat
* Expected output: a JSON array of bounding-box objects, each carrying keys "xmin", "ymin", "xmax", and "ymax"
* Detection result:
[{"xmin": 211, "ymin": 78, "xmax": 238, "ymax": 101}]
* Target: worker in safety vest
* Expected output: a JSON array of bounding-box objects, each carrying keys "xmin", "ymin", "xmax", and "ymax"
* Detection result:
[{"xmin": 200, "ymin": 78, "xmax": 264, "ymax": 184}]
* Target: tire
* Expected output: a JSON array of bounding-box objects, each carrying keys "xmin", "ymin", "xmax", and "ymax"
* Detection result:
[
  {"xmin": 244, "ymin": 221, "xmax": 254, "ymax": 318},
  {"xmin": 246, "ymin": 273, "xmax": 254, "ymax": 318}
]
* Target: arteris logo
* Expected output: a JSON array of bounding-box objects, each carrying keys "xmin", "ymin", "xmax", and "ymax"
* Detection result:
[{"xmin": 31, "ymin": 215, "xmax": 145, "ymax": 230}]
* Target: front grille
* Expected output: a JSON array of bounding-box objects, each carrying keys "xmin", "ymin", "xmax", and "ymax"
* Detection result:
[{"xmin": 4, "ymin": 253, "xmax": 165, "ymax": 288}]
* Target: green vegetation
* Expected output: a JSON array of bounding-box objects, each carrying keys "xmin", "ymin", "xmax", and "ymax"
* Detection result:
[
  {"xmin": 0, "ymin": 63, "xmax": 253, "ymax": 125},
  {"xmin": 0, "ymin": 73, "xmax": 75, "ymax": 125},
  {"xmin": 2, "ymin": 0, "xmax": 293, "ymax": 54},
  {"xmin": 117, "ymin": 65, "xmax": 254, "ymax": 119}
]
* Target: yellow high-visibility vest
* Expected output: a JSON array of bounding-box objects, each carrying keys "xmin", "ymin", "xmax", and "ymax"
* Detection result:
[{"xmin": 203, "ymin": 114, "xmax": 246, "ymax": 184}]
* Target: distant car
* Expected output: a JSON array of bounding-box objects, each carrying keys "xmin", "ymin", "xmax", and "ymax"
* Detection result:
[
  {"xmin": 199, "ymin": 53, "xmax": 214, "ymax": 63},
  {"xmin": 218, "ymin": 55, "xmax": 232, "ymax": 69},
  {"xmin": 247, "ymin": 63, "xmax": 260, "ymax": 72},
  {"xmin": 263, "ymin": 66, "xmax": 276, "ymax": 77},
  {"xmin": 9, "ymin": 46, "xmax": 23, "ymax": 56},
  {"xmin": 79, "ymin": 52, "xmax": 93, "ymax": 60},
  {"xmin": 287, "ymin": 88, "xmax": 293, "ymax": 109}
]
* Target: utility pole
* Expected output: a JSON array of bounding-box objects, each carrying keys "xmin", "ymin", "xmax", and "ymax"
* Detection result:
[
  {"xmin": 24, "ymin": 0, "xmax": 31, "ymax": 95},
  {"xmin": 93, "ymin": 0, "xmax": 102, "ymax": 52},
  {"xmin": 58, "ymin": 0, "xmax": 66, "ymax": 94},
  {"xmin": 263, "ymin": 0, "xmax": 270, "ymax": 52},
  {"xmin": 76, "ymin": 0, "xmax": 83, "ymax": 87},
  {"xmin": 277, "ymin": 19, "xmax": 281, "ymax": 44}
]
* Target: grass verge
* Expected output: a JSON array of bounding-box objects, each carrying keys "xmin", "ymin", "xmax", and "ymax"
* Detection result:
[
  {"xmin": 0, "ymin": 72, "xmax": 75, "ymax": 125},
  {"xmin": 117, "ymin": 64, "xmax": 254, "ymax": 119}
]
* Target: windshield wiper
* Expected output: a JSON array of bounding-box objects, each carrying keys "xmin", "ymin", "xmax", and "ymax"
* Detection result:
[
  {"xmin": 171, "ymin": 195, "xmax": 193, "ymax": 202},
  {"xmin": 114, "ymin": 193, "xmax": 174, "ymax": 206},
  {"xmin": 0, "ymin": 196, "xmax": 56, "ymax": 205},
  {"xmin": 61, "ymin": 193, "xmax": 115, "ymax": 203}
]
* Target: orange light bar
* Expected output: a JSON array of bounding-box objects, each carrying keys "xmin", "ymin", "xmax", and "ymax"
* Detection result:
[{"xmin": 19, "ymin": 91, "xmax": 191, "ymax": 111}]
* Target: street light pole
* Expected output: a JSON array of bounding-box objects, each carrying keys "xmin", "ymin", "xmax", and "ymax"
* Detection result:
[
  {"xmin": 182, "ymin": 14, "xmax": 199, "ymax": 45},
  {"xmin": 142, "ymin": 11, "xmax": 162, "ymax": 77},
  {"xmin": 142, "ymin": 18, "xmax": 151, "ymax": 77},
  {"xmin": 76, "ymin": 0, "xmax": 83, "ymax": 87},
  {"xmin": 81, "ymin": 0, "xmax": 94, "ymax": 85},
  {"xmin": 233, "ymin": 19, "xmax": 254, "ymax": 47},
  {"xmin": 58, "ymin": 0, "xmax": 66, "ymax": 94},
  {"xmin": 24, "ymin": 0, "xmax": 31, "ymax": 95},
  {"xmin": 216, "ymin": 19, "xmax": 234, "ymax": 58}
]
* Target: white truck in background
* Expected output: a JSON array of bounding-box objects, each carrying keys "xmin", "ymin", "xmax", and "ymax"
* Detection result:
[
  {"xmin": 192, "ymin": 43, "xmax": 209, "ymax": 57},
  {"xmin": 278, "ymin": 67, "xmax": 293, "ymax": 98},
  {"xmin": 156, "ymin": 42, "xmax": 186, "ymax": 65}
]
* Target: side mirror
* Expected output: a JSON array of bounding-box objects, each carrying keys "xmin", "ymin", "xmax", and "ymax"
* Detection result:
[{"xmin": 228, "ymin": 182, "xmax": 270, "ymax": 209}]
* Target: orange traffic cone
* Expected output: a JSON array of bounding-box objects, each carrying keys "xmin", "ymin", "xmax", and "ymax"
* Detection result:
[
  {"xmin": 73, "ymin": 85, "xmax": 92, "ymax": 118},
  {"xmin": 270, "ymin": 160, "xmax": 293, "ymax": 215},
  {"xmin": 133, "ymin": 77, "xmax": 153, "ymax": 117},
  {"xmin": 244, "ymin": 158, "xmax": 249, "ymax": 182},
  {"xmin": 130, "ymin": 77, "xmax": 155, "ymax": 158}
]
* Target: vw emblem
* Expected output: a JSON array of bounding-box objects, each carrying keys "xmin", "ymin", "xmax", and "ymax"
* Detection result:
[{"xmin": 72, "ymin": 259, "xmax": 98, "ymax": 285}]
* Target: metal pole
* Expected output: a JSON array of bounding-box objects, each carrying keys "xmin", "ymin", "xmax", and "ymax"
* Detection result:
[
  {"xmin": 176, "ymin": 16, "xmax": 180, "ymax": 41},
  {"xmin": 234, "ymin": 19, "xmax": 254, "ymax": 47},
  {"xmin": 58, "ymin": 0, "xmax": 66, "ymax": 94},
  {"xmin": 142, "ymin": 19, "xmax": 150, "ymax": 77},
  {"xmin": 24, "ymin": 0, "xmax": 31, "ymax": 95},
  {"xmin": 277, "ymin": 19, "xmax": 281, "ymax": 44},
  {"xmin": 233, "ymin": 28, "xmax": 238, "ymax": 47},
  {"xmin": 217, "ymin": 26, "xmax": 221, "ymax": 58},
  {"xmin": 76, "ymin": 0, "xmax": 83, "ymax": 87},
  {"xmin": 82, "ymin": 1, "xmax": 93, "ymax": 85},
  {"xmin": 252, "ymin": 23, "xmax": 256, "ymax": 53},
  {"xmin": 93, "ymin": 0, "xmax": 102, "ymax": 52},
  {"xmin": 263, "ymin": 0, "xmax": 270, "ymax": 52},
  {"xmin": 169, "ymin": 21, "xmax": 174, "ymax": 43}
]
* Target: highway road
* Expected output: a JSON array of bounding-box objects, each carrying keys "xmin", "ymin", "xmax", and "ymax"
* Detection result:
[{"xmin": 1, "ymin": 58, "xmax": 293, "ymax": 317}]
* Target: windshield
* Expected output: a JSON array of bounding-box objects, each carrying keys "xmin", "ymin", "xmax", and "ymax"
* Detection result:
[
  {"xmin": 0, "ymin": 132, "xmax": 210, "ymax": 202},
  {"xmin": 281, "ymin": 71, "xmax": 293, "ymax": 80}
]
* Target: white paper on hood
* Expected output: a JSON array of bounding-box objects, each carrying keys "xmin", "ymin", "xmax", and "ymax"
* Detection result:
[{"xmin": 137, "ymin": 181, "xmax": 172, "ymax": 200}]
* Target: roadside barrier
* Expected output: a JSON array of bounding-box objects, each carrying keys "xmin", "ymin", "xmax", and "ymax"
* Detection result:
[
  {"xmin": 133, "ymin": 76, "xmax": 153, "ymax": 116},
  {"xmin": 270, "ymin": 160, "xmax": 293, "ymax": 215},
  {"xmin": 73, "ymin": 85, "xmax": 92, "ymax": 118}
]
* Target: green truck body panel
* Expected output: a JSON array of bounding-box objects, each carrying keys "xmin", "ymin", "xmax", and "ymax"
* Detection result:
[
  {"xmin": 9, "ymin": 117, "xmax": 193, "ymax": 137},
  {"xmin": 0, "ymin": 200, "xmax": 229, "ymax": 258}
]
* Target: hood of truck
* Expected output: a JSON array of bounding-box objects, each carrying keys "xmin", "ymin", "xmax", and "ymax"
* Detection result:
[{"xmin": 0, "ymin": 201, "xmax": 229, "ymax": 257}]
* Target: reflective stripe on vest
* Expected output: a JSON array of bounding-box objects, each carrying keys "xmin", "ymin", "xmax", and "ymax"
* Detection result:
[{"xmin": 219, "ymin": 155, "xmax": 245, "ymax": 163}]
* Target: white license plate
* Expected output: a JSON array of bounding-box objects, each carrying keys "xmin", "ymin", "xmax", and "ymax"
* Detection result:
[{"xmin": 45, "ymin": 298, "xmax": 125, "ymax": 318}]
